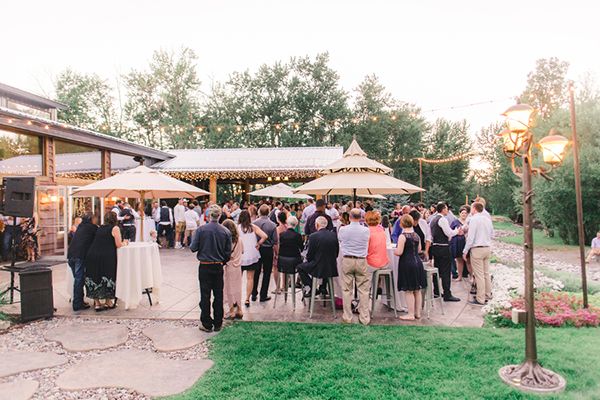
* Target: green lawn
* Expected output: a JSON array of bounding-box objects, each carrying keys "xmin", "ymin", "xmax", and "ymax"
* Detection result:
[
  {"xmin": 168, "ymin": 322, "xmax": 600, "ymax": 400},
  {"xmin": 493, "ymin": 221, "xmax": 577, "ymax": 250}
]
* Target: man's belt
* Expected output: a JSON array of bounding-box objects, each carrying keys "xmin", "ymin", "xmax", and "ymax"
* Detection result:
[
  {"xmin": 432, "ymin": 243, "xmax": 449, "ymax": 246},
  {"xmin": 343, "ymin": 255, "xmax": 365, "ymax": 259},
  {"xmin": 123, "ymin": 224, "xmax": 135, "ymax": 227}
]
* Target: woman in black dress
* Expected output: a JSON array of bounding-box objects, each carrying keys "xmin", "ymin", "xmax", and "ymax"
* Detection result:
[
  {"xmin": 85, "ymin": 211, "xmax": 125, "ymax": 311},
  {"xmin": 394, "ymin": 214, "xmax": 427, "ymax": 321}
]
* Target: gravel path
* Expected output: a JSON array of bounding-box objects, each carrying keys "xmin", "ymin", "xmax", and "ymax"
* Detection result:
[
  {"xmin": 493, "ymin": 230, "xmax": 600, "ymax": 282},
  {"xmin": 0, "ymin": 318, "xmax": 210, "ymax": 400}
]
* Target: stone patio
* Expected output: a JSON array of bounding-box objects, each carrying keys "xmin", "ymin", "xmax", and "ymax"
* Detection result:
[{"xmin": 1, "ymin": 247, "xmax": 484, "ymax": 327}]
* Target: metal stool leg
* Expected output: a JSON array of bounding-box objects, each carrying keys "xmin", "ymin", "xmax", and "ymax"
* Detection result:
[
  {"xmin": 388, "ymin": 271, "xmax": 398, "ymax": 318},
  {"xmin": 291, "ymin": 272, "xmax": 296, "ymax": 310},
  {"xmin": 329, "ymin": 278, "xmax": 336, "ymax": 318},
  {"xmin": 309, "ymin": 277, "xmax": 318, "ymax": 318},
  {"xmin": 283, "ymin": 273, "xmax": 288, "ymax": 304},
  {"xmin": 371, "ymin": 271, "xmax": 378, "ymax": 315},
  {"xmin": 273, "ymin": 273, "xmax": 280, "ymax": 309}
]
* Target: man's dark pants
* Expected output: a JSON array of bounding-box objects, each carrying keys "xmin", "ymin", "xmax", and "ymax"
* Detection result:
[
  {"xmin": 252, "ymin": 247, "xmax": 273, "ymax": 300},
  {"xmin": 198, "ymin": 263, "xmax": 224, "ymax": 330},
  {"xmin": 68, "ymin": 258, "xmax": 86, "ymax": 310},
  {"xmin": 430, "ymin": 245, "xmax": 453, "ymax": 299},
  {"xmin": 157, "ymin": 224, "xmax": 174, "ymax": 248},
  {"xmin": 122, "ymin": 225, "xmax": 136, "ymax": 242}
]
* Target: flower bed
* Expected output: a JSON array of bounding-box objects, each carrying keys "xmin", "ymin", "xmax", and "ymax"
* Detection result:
[{"xmin": 495, "ymin": 292, "xmax": 600, "ymax": 327}]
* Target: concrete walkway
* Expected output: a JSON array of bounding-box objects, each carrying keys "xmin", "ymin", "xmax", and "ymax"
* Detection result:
[{"xmin": 1, "ymin": 248, "xmax": 484, "ymax": 327}]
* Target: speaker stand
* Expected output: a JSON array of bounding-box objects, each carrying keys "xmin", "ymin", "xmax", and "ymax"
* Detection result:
[{"xmin": 0, "ymin": 218, "xmax": 20, "ymax": 304}]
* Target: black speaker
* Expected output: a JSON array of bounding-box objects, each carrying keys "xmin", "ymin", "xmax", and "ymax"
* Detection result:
[
  {"xmin": 19, "ymin": 265, "xmax": 54, "ymax": 322},
  {"xmin": 3, "ymin": 176, "xmax": 35, "ymax": 218}
]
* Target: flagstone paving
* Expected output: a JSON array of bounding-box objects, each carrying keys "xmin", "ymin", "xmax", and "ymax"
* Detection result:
[
  {"xmin": 0, "ymin": 379, "xmax": 39, "ymax": 400},
  {"xmin": 0, "ymin": 352, "xmax": 67, "ymax": 378},
  {"xmin": 44, "ymin": 323, "xmax": 128, "ymax": 352},
  {"xmin": 56, "ymin": 349, "xmax": 214, "ymax": 397},
  {"xmin": 143, "ymin": 324, "xmax": 216, "ymax": 352}
]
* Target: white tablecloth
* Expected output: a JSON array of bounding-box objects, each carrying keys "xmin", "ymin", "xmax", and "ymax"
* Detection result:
[
  {"xmin": 333, "ymin": 246, "xmax": 408, "ymax": 311},
  {"xmin": 115, "ymin": 242, "xmax": 163, "ymax": 310},
  {"xmin": 135, "ymin": 217, "xmax": 156, "ymax": 243}
]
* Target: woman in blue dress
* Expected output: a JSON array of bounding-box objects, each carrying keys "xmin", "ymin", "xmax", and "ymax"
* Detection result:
[{"xmin": 450, "ymin": 205, "xmax": 470, "ymax": 281}]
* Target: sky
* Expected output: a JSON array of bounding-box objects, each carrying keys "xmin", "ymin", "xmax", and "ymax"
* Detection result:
[{"xmin": 1, "ymin": 0, "xmax": 599, "ymax": 134}]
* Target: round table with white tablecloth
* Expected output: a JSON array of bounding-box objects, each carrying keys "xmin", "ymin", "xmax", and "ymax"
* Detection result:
[
  {"xmin": 333, "ymin": 246, "xmax": 408, "ymax": 312},
  {"xmin": 115, "ymin": 242, "xmax": 162, "ymax": 310}
]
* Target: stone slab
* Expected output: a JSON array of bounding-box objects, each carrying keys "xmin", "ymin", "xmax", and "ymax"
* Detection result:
[
  {"xmin": 45, "ymin": 323, "xmax": 128, "ymax": 351},
  {"xmin": 0, "ymin": 352, "xmax": 67, "ymax": 378},
  {"xmin": 142, "ymin": 324, "xmax": 216, "ymax": 352},
  {"xmin": 56, "ymin": 349, "xmax": 213, "ymax": 397},
  {"xmin": 0, "ymin": 379, "xmax": 39, "ymax": 400}
]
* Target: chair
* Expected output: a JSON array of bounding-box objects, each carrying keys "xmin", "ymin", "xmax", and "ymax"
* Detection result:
[
  {"xmin": 308, "ymin": 277, "xmax": 336, "ymax": 319},
  {"xmin": 370, "ymin": 268, "xmax": 397, "ymax": 318},
  {"xmin": 273, "ymin": 271, "xmax": 299, "ymax": 310},
  {"xmin": 423, "ymin": 267, "xmax": 444, "ymax": 319}
]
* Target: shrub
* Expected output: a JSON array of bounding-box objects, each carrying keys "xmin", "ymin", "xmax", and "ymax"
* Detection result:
[{"xmin": 492, "ymin": 292, "xmax": 600, "ymax": 328}]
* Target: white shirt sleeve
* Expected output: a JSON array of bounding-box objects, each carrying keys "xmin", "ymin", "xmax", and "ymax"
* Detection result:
[
  {"xmin": 438, "ymin": 216, "xmax": 457, "ymax": 239},
  {"xmin": 463, "ymin": 218, "xmax": 478, "ymax": 255}
]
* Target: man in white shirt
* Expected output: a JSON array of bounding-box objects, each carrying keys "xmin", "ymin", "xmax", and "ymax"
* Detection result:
[
  {"xmin": 151, "ymin": 201, "xmax": 160, "ymax": 229},
  {"xmin": 121, "ymin": 203, "xmax": 139, "ymax": 242},
  {"xmin": 111, "ymin": 199, "xmax": 124, "ymax": 222},
  {"xmin": 326, "ymin": 203, "xmax": 340, "ymax": 229},
  {"xmin": 184, "ymin": 202, "xmax": 201, "ymax": 246},
  {"xmin": 463, "ymin": 202, "xmax": 494, "ymax": 305},
  {"xmin": 301, "ymin": 198, "xmax": 316, "ymax": 232},
  {"xmin": 338, "ymin": 208, "xmax": 371, "ymax": 325},
  {"xmin": 586, "ymin": 231, "xmax": 600, "ymax": 263},
  {"xmin": 430, "ymin": 202, "xmax": 461, "ymax": 302},
  {"xmin": 230, "ymin": 202, "xmax": 242, "ymax": 223},
  {"xmin": 173, "ymin": 198, "xmax": 187, "ymax": 249}
]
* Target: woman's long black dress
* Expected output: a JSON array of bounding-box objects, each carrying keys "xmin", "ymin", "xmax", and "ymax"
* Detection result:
[
  {"xmin": 85, "ymin": 224, "xmax": 117, "ymax": 299},
  {"xmin": 397, "ymin": 232, "xmax": 428, "ymax": 291}
]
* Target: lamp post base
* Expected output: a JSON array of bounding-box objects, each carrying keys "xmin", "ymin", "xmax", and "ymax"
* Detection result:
[{"xmin": 499, "ymin": 361, "xmax": 566, "ymax": 394}]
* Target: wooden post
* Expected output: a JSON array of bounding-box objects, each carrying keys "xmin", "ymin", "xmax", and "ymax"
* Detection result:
[
  {"xmin": 209, "ymin": 176, "xmax": 217, "ymax": 203},
  {"xmin": 243, "ymin": 179, "xmax": 250, "ymax": 203},
  {"xmin": 42, "ymin": 137, "xmax": 56, "ymax": 182},
  {"xmin": 101, "ymin": 150, "xmax": 111, "ymax": 179}
]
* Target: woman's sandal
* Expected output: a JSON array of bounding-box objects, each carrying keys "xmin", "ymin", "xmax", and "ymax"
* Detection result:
[
  {"xmin": 94, "ymin": 304, "xmax": 105, "ymax": 312},
  {"xmin": 244, "ymin": 300, "xmax": 250, "ymax": 308}
]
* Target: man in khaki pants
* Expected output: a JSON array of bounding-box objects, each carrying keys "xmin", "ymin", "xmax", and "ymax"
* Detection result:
[
  {"xmin": 463, "ymin": 202, "xmax": 494, "ymax": 305},
  {"xmin": 338, "ymin": 208, "xmax": 371, "ymax": 324}
]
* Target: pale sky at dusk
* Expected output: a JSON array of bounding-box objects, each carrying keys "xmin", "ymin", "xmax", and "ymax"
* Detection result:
[{"xmin": 2, "ymin": 0, "xmax": 598, "ymax": 133}]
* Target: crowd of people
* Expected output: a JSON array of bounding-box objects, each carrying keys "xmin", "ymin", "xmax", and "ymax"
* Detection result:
[
  {"xmin": 181, "ymin": 196, "xmax": 495, "ymax": 331},
  {"xmin": 64, "ymin": 194, "xmax": 499, "ymax": 327}
]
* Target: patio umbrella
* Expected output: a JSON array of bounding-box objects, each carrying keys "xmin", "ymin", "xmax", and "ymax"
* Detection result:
[
  {"xmin": 71, "ymin": 165, "xmax": 210, "ymax": 234},
  {"xmin": 248, "ymin": 183, "xmax": 313, "ymax": 199},
  {"xmin": 293, "ymin": 172, "xmax": 423, "ymax": 197},
  {"xmin": 320, "ymin": 139, "xmax": 392, "ymax": 174},
  {"xmin": 293, "ymin": 139, "xmax": 424, "ymax": 202}
]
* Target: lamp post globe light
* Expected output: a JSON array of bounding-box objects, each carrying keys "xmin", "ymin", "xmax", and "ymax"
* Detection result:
[{"xmin": 497, "ymin": 104, "xmax": 568, "ymax": 394}]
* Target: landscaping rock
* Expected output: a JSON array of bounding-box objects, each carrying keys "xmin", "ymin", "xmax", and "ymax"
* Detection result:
[
  {"xmin": 142, "ymin": 324, "xmax": 216, "ymax": 352},
  {"xmin": 44, "ymin": 323, "xmax": 128, "ymax": 351},
  {"xmin": 56, "ymin": 349, "xmax": 213, "ymax": 397},
  {"xmin": 0, "ymin": 379, "xmax": 39, "ymax": 400},
  {"xmin": 0, "ymin": 351, "xmax": 67, "ymax": 378}
]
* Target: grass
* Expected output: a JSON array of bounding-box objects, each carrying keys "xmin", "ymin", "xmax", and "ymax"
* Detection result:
[
  {"xmin": 167, "ymin": 322, "xmax": 600, "ymax": 400},
  {"xmin": 493, "ymin": 221, "xmax": 577, "ymax": 250}
]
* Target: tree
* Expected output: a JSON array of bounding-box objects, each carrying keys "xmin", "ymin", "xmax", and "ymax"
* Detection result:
[
  {"xmin": 202, "ymin": 53, "xmax": 351, "ymax": 148},
  {"xmin": 54, "ymin": 69, "xmax": 123, "ymax": 136},
  {"xmin": 124, "ymin": 47, "xmax": 201, "ymax": 149},
  {"xmin": 420, "ymin": 119, "xmax": 472, "ymax": 207},
  {"xmin": 519, "ymin": 57, "xmax": 570, "ymax": 120},
  {"xmin": 473, "ymin": 123, "xmax": 520, "ymax": 216},
  {"xmin": 348, "ymin": 75, "xmax": 426, "ymax": 186}
]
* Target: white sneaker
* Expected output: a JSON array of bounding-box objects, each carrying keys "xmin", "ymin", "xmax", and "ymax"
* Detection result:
[{"xmin": 174, "ymin": 243, "xmax": 182, "ymax": 249}]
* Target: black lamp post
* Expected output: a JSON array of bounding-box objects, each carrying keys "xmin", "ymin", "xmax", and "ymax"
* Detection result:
[{"xmin": 497, "ymin": 104, "xmax": 568, "ymax": 394}]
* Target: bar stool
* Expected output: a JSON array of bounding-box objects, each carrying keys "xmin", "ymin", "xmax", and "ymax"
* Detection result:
[
  {"xmin": 307, "ymin": 277, "xmax": 336, "ymax": 319},
  {"xmin": 423, "ymin": 267, "xmax": 444, "ymax": 319},
  {"xmin": 371, "ymin": 268, "xmax": 397, "ymax": 317},
  {"xmin": 273, "ymin": 272, "xmax": 299, "ymax": 310}
]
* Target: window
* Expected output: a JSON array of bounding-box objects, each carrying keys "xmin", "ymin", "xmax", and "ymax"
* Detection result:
[{"xmin": 0, "ymin": 129, "xmax": 42, "ymax": 175}]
